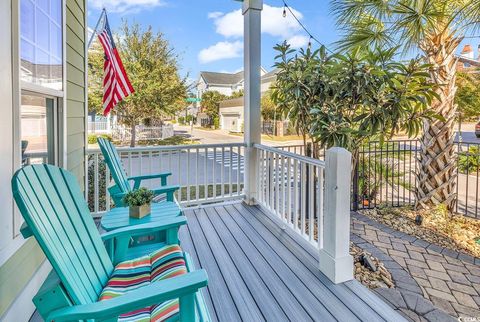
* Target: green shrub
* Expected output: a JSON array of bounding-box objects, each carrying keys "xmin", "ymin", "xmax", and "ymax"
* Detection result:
[
  {"xmin": 122, "ymin": 187, "xmax": 155, "ymax": 207},
  {"xmin": 213, "ymin": 116, "xmax": 220, "ymax": 129},
  {"xmin": 458, "ymin": 146, "xmax": 480, "ymax": 174},
  {"xmin": 178, "ymin": 116, "xmax": 185, "ymax": 125},
  {"xmin": 88, "ymin": 133, "xmax": 112, "ymax": 144}
]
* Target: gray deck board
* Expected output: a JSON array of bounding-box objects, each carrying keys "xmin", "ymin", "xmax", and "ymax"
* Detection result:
[
  {"xmin": 184, "ymin": 209, "xmax": 243, "ymax": 322},
  {"xmin": 183, "ymin": 202, "xmax": 407, "ymax": 322},
  {"xmin": 240, "ymin": 204, "xmax": 390, "ymax": 322},
  {"xmin": 178, "ymin": 224, "xmax": 219, "ymax": 322},
  {"xmin": 209, "ymin": 206, "xmax": 312, "ymax": 322}
]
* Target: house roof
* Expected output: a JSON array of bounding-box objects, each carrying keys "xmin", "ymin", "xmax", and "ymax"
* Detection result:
[
  {"xmin": 456, "ymin": 55, "xmax": 480, "ymax": 68},
  {"xmin": 199, "ymin": 67, "xmax": 273, "ymax": 86},
  {"xmin": 261, "ymin": 68, "xmax": 279, "ymax": 84},
  {"xmin": 200, "ymin": 71, "xmax": 244, "ymax": 86},
  {"xmin": 219, "ymin": 97, "xmax": 244, "ymax": 108}
]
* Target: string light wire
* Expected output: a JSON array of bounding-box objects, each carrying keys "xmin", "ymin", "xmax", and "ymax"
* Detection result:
[{"xmin": 281, "ymin": 0, "xmax": 335, "ymax": 53}]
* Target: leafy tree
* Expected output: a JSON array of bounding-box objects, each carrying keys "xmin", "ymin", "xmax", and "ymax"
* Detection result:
[
  {"xmin": 230, "ymin": 89, "xmax": 244, "ymax": 98},
  {"xmin": 456, "ymin": 72, "xmax": 480, "ymax": 121},
  {"xmin": 87, "ymin": 42, "xmax": 104, "ymax": 114},
  {"xmin": 330, "ymin": 0, "xmax": 480, "ymax": 212},
  {"xmin": 88, "ymin": 21, "xmax": 187, "ymax": 147},
  {"xmin": 272, "ymin": 44, "xmax": 326, "ymax": 157},
  {"xmin": 201, "ymin": 90, "xmax": 228, "ymax": 128},
  {"xmin": 261, "ymin": 90, "xmax": 277, "ymax": 121},
  {"xmin": 272, "ymin": 43, "xmax": 438, "ymax": 169}
]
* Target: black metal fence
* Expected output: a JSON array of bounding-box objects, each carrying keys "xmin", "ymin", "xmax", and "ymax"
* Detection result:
[
  {"xmin": 351, "ymin": 140, "xmax": 480, "ymax": 219},
  {"xmin": 352, "ymin": 140, "xmax": 419, "ymax": 211},
  {"xmin": 261, "ymin": 121, "xmax": 294, "ymax": 136}
]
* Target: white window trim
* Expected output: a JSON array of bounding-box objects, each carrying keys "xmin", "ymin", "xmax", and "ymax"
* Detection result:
[{"xmin": 0, "ymin": 0, "xmax": 68, "ymax": 262}]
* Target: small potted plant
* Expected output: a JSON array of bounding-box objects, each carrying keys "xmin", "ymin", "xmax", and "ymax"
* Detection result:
[{"xmin": 122, "ymin": 187, "xmax": 155, "ymax": 219}]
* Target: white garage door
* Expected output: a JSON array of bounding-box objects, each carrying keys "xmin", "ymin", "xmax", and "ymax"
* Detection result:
[{"xmin": 222, "ymin": 115, "xmax": 239, "ymax": 131}]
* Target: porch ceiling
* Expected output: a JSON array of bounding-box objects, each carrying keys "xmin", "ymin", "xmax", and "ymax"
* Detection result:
[{"xmin": 179, "ymin": 202, "xmax": 405, "ymax": 322}]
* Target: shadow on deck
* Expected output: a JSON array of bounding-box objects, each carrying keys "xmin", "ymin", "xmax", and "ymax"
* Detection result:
[{"xmin": 180, "ymin": 201, "xmax": 405, "ymax": 322}]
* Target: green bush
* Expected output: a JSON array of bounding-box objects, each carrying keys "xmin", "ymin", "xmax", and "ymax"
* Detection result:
[
  {"xmin": 88, "ymin": 133, "xmax": 112, "ymax": 144},
  {"xmin": 178, "ymin": 116, "xmax": 185, "ymax": 125},
  {"xmin": 87, "ymin": 154, "xmax": 107, "ymax": 212},
  {"xmin": 458, "ymin": 146, "xmax": 480, "ymax": 174},
  {"xmin": 122, "ymin": 187, "xmax": 155, "ymax": 207},
  {"xmin": 213, "ymin": 116, "xmax": 220, "ymax": 129}
]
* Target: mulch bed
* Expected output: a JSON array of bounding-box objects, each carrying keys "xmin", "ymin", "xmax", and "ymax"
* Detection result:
[{"xmin": 359, "ymin": 206, "xmax": 480, "ymax": 258}]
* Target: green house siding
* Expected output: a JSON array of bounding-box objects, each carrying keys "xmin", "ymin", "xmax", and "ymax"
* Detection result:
[
  {"xmin": 66, "ymin": 0, "xmax": 86, "ymax": 189},
  {"xmin": 0, "ymin": 239, "xmax": 45, "ymax": 316}
]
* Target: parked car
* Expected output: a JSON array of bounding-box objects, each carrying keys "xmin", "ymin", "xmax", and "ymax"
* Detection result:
[{"xmin": 476, "ymin": 120, "xmax": 480, "ymax": 138}]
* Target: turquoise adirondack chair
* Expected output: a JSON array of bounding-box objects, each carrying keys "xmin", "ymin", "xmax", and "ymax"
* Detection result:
[
  {"xmin": 97, "ymin": 137, "xmax": 178, "ymax": 207},
  {"xmin": 12, "ymin": 164, "xmax": 210, "ymax": 322}
]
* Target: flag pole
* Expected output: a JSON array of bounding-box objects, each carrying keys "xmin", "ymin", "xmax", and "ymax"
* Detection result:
[{"xmin": 87, "ymin": 8, "xmax": 106, "ymax": 49}]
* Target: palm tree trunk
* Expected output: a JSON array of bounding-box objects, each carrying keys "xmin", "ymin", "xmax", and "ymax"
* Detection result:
[{"xmin": 415, "ymin": 32, "xmax": 461, "ymax": 212}]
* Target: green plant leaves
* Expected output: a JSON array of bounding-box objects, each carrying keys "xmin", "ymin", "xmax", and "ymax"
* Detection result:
[
  {"xmin": 273, "ymin": 43, "xmax": 440, "ymax": 153},
  {"xmin": 122, "ymin": 187, "xmax": 155, "ymax": 207}
]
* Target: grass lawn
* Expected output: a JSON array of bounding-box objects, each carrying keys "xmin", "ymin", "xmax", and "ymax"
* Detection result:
[{"xmin": 88, "ymin": 135, "xmax": 199, "ymax": 149}]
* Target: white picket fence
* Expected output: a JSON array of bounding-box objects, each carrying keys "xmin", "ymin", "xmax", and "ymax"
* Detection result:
[{"xmin": 111, "ymin": 124, "xmax": 174, "ymax": 142}]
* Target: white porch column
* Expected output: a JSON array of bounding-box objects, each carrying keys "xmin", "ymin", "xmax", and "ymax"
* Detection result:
[
  {"xmin": 319, "ymin": 147, "xmax": 354, "ymax": 284},
  {"xmin": 243, "ymin": 0, "xmax": 262, "ymax": 204}
]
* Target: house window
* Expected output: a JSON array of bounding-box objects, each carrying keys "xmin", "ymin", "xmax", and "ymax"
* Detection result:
[
  {"xmin": 20, "ymin": 93, "xmax": 57, "ymax": 166},
  {"xmin": 20, "ymin": 0, "xmax": 63, "ymax": 90},
  {"xmin": 18, "ymin": 0, "xmax": 64, "ymax": 168}
]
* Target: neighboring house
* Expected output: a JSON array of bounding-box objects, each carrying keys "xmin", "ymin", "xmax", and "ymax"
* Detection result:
[
  {"xmin": 219, "ymin": 68, "xmax": 279, "ymax": 132},
  {"xmin": 0, "ymin": 0, "xmax": 87, "ymax": 320},
  {"xmin": 456, "ymin": 44, "xmax": 480, "ymax": 72},
  {"xmin": 196, "ymin": 68, "xmax": 267, "ymax": 99},
  {"xmin": 219, "ymin": 97, "xmax": 244, "ymax": 132},
  {"xmin": 195, "ymin": 68, "xmax": 267, "ymax": 126}
]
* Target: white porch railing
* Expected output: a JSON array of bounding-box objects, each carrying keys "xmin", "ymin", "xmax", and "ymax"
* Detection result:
[
  {"xmin": 254, "ymin": 144, "xmax": 353, "ymax": 283},
  {"xmin": 86, "ymin": 143, "xmax": 246, "ymax": 215},
  {"xmin": 88, "ymin": 121, "xmax": 109, "ymax": 133},
  {"xmin": 254, "ymin": 144, "xmax": 325, "ymax": 248}
]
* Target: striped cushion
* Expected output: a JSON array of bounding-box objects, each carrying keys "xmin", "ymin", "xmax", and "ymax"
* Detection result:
[{"xmin": 99, "ymin": 245, "xmax": 188, "ymax": 321}]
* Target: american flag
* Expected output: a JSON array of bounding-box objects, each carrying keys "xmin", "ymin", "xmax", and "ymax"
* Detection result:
[{"xmin": 97, "ymin": 16, "xmax": 134, "ymax": 116}]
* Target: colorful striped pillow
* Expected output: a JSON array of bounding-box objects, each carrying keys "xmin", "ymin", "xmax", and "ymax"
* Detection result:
[{"xmin": 99, "ymin": 244, "xmax": 188, "ymax": 321}]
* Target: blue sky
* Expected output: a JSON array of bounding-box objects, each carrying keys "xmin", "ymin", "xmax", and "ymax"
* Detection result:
[{"xmin": 87, "ymin": 0, "xmax": 339, "ymax": 84}]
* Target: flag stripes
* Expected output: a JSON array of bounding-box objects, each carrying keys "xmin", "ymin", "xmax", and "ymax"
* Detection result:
[{"xmin": 97, "ymin": 16, "xmax": 134, "ymax": 116}]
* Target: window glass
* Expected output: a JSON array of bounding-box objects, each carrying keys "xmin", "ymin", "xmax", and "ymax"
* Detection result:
[
  {"xmin": 20, "ymin": 0, "xmax": 63, "ymax": 91},
  {"xmin": 21, "ymin": 94, "xmax": 55, "ymax": 165}
]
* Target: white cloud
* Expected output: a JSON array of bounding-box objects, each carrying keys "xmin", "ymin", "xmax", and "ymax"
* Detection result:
[
  {"xmin": 208, "ymin": 11, "xmax": 223, "ymax": 19},
  {"xmin": 89, "ymin": 0, "xmax": 166, "ymax": 14},
  {"xmin": 198, "ymin": 41, "xmax": 243, "ymax": 64},
  {"xmin": 209, "ymin": 4, "xmax": 304, "ymax": 40},
  {"xmin": 287, "ymin": 35, "xmax": 309, "ymax": 48},
  {"xmin": 199, "ymin": 4, "xmax": 309, "ymax": 64}
]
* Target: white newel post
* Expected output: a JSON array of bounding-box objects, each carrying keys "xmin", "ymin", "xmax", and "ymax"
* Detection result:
[
  {"xmin": 319, "ymin": 147, "xmax": 354, "ymax": 284},
  {"xmin": 243, "ymin": 0, "xmax": 262, "ymax": 204}
]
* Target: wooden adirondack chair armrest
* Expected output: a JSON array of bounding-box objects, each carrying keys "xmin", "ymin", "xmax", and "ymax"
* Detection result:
[
  {"xmin": 152, "ymin": 185, "xmax": 180, "ymax": 202},
  {"xmin": 128, "ymin": 172, "xmax": 172, "ymax": 189},
  {"xmin": 112, "ymin": 185, "xmax": 179, "ymax": 202},
  {"xmin": 46, "ymin": 270, "xmax": 208, "ymax": 322},
  {"xmin": 100, "ymin": 216, "xmax": 187, "ymax": 241}
]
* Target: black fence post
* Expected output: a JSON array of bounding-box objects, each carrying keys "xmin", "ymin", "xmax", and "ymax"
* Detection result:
[{"xmin": 352, "ymin": 155, "xmax": 359, "ymax": 211}]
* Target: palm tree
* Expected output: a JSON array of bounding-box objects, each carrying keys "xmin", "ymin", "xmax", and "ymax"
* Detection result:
[{"xmin": 330, "ymin": 0, "xmax": 480, "ymax": 212}]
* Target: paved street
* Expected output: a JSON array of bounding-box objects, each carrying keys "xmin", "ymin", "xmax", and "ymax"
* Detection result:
[{"xmin": 173, "ymin": 124, "xmax": 304, "ymax": 147}]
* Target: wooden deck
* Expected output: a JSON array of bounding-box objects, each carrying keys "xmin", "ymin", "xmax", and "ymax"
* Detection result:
[{"xmin": 179, "ymin": 201, "xmax": 405, "ymax": 322}]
